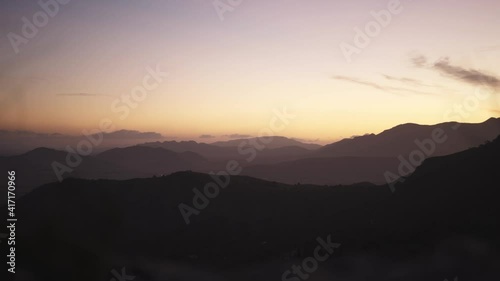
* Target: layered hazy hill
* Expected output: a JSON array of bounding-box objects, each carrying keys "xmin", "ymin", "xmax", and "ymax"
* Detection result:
[
  {"xmin": 5, "ymin": 135, "xmax": 500, "ymax": 281},
  {"xmin": 318, "ymin": 117, "xmax": 500, "ymax": 158},
  {"xmin": 0, "ymin": 129, "xmax": 166, "ymax": 156},
  {"xmin": 0, "ymin": 147, "xmax": 149, "ymax": 196},
  {"xmin": 0, "ymin": 146, "xmax": 211, "ymax": 196},
  {"xmin": 1, "ymin": 118, "xmax": 499, "ymax": 196},
  {"xmin": 210, "ymin": 136, "xmax": 321, "ymax": 150},
  {"xmin": 242, "ymin": 118, "xmax": 500, "ymax": 184},
  {"xmin": 96, "ymin": 145, "xmax": 209, "ymax": 174},
  {"xmin": 139, "ymin": 136, "xmax": 317, "ymax": 163}
]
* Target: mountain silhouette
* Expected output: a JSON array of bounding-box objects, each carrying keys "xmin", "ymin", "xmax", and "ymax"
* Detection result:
[
  {"xmin": 211, "ymin": 136, "xmax": 321, "ymax": 150},
  {"xmin": 96, "ymin": 145, "xmax": 209, "ymax": 174},
  {"xmin": 243, "ymin": 156, "xmax": 399, "ymax": 185},
  {"xmin": 2, "ymin": 119, "xmax": 499, "ymax": 197},
  {"xmin": 139, "ymin": 139, "xmax": 316, "ymax": 166},
  {"xmin": 4, "ymin": 135, "xmax": 500, "ymax": 281},
  {"xmin": 0, "ymin": 146, "xmax": 218, "ymax": 197},
  {"xmin": 318, "ymin": 117, "xmax": 500, "ymax": 157},
  {"xmin": 0, "ymin": 147, "xmax": 146, "ymax": 197},
  {"xmin": 242, "ymin": 118, "xmax": 500, "ymax": 185}
]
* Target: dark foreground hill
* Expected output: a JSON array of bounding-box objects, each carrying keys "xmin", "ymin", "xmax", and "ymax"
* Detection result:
[
  {"xmin": 2, "ymin": 136, "xmax": 500, "ymax": 281},
  {"xmin": 243, "ymin": 156, "xmax": 400, "ymax": 185}
]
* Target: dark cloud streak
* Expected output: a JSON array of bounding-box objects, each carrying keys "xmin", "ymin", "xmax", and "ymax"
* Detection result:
[
  {"xmin": 332, "ymin": 76, "xmax": 434, "ymax": 96},
  {"xmin": 411, "ymin": 55, "xmax": 500, "ymax": 90},
  {"xmin": 433, "ymin": 58, "xmax": 500, "ymax": 89}
]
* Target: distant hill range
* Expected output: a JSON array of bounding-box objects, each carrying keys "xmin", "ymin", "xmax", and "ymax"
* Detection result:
[
  {"xmin": 242, "ymin": 118, "xmax": 500, "ymax": 184},
  {"xmin": 4, "ymin": 134, "xmax": 500, "ymax": 281},
  {"xmin": 0, "ymin": 129, "xmax": 165, "ymax": 156},
  {"xmin": 210, "ymin": 136, "xmax": 321, "ymax": 150},
  {"xmin": 1, "ymin": 118, "xmax": 499, "ymax": 195},
  {"xmin": 139, "ymin": 136, "xmax": 317, "ymax": 163},
  {"xmin": 0, "ymin": 146, "xmax": 206, "ymax": 196},
  {"xmin": 318, "ymin": 117, "xmax": 500, "ymax": 158}
]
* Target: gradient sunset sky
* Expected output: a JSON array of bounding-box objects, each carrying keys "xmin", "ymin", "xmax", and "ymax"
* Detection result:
[{"xmin": 1, "ymin": 0, "xmax": 499, "ymax": 143}]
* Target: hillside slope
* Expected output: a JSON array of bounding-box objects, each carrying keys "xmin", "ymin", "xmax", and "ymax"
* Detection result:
[{"xmin": 4, "ymin": 136, "xmax": 500, "ymax": 280}]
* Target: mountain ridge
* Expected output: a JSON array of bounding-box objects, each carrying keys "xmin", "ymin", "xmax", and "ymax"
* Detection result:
[{"xmin": 5, "ymin": 134, "xmax": 500, "ymax": 280}]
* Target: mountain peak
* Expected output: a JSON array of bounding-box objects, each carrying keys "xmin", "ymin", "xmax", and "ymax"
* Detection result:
[{"xmin": 22, "ymin": 147, "xmax": 60, "ymax": 156}]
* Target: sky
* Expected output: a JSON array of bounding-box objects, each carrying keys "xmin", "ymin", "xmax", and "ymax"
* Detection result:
[{"xmin": 1, "ymin": 0, "xmax": 499, "ymax": 144}]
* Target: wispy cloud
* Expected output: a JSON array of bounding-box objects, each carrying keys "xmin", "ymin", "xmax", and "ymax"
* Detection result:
[
  {"xmin": 224, "ymin": 134, "xmax": 252, "ymax": 139},
  {"xmin": 0, "ymin": 129, "xmax": 164, "ymax": 139},
  {"xmin": 199, "ymin": 134, "xmax": 215, "ymax": 139},
  {"xmin": 382, "ymin": 75, "xmax": 431, "ymax": 87},
  {"xmin": 56, "ymin": 93, "xmax": 115, "ymax": 97},
  {"xmin": 332, "ymin": 76, "xmax": 434, "ymax": 96},
  {"xmin": 411, "ymin": 55, "xmax": 500, "ymax": 89},
  {"xmin": 410, "ymin": 55, "xmax": 428, "ymax": 67},
  {"xmin": 433, "ymin": 58, "xmax": 500, "ymax": 89},
  {"xmin": 104, "ymin": 130, "xmax": 164, "ymax": 139}
]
